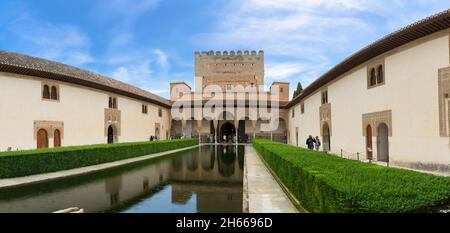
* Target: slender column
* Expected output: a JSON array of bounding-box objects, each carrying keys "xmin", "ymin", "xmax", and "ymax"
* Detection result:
[
  {"xmin": 252, "ymin": 120, "xmax": 257, "ymax": 140},
  {"xmin": 168, "ymin": 120, "xmax": 172, "ymax": 140},
  {"xmin": 197, "ymin": 120, "xmax": 202, "ymax": 143},
  {"xmin": 213, "ymin": 120, "xmax": 219, "ymax": 144},
  {"xmin": 234, "ymin": 119, "xmax": 239, "ymax": 144},
  {"xmin": 181, "ymin": 119, "xmax": 187, "ymax": 138}
]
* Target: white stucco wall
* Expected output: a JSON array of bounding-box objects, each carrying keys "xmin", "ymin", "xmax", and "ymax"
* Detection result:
[
  {"xmin": 288, "ymin": 32, "xmax": 450, "ymax": 168},
  {"xmin": 289, "ymin": 91, "xmax": 321, "ymax": 148},
  {"xmin": 0, "ymin": 73, "xmax": 170, "ymax": 151}
]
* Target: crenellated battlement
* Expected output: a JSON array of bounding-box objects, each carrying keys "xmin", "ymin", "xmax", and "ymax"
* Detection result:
[
  {"xmin": 195, "ymin": 50, "xmax": 264, "ymax": 59},
  {"xmin": 194, "ymin": 49, "xmax": 265, "ymax": 92}
]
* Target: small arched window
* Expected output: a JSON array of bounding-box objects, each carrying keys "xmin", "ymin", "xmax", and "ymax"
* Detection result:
[
  {"xmin": 43, "ymin": 85, "xmax": 50, "ymax": 99},
  {"xmin": 108, "ymin": 97, "xmax": 113, "ymax": 108},
  {"xmin": 112, "ymin": 98, "xmax": 117, "ymax": 109},
  {"xmin": 377, "ymin": 65, "xmax": 384, "ymax": 84},
  {"xmin": 50, "ymin": 86, "xmax": 58, "ymax": 100},
  {"xmin": 370, "ymin": 68, "xmax": 377, "ymax": 87}
]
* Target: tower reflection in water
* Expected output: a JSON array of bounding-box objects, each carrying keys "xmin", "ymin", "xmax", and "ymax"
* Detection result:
[
  {"xmin": 0, "ymin": 146, "xmax": 244, "ymax": 213},
  {"xmin": 168, "ymin": 145, "xmax": 244, "ymax": 213}
]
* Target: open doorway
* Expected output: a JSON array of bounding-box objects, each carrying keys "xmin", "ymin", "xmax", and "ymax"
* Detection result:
[
  {"xmin": 322, "ymin": 123, "xmax": 331, "ymax": 152},
  {"xmin": 220, "ymin": 122, "xmax": 236, "ymax": 143},
  {"xmin": 377, "ymin": 123, "xmax": 389, "ymax": 162},
  {"xmin": 107, "ymin": 125, "xmax": 115, "ymax": 144}
]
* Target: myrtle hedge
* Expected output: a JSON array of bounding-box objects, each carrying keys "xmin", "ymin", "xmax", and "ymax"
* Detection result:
[
  {"xmin": 0, "ymin": 139, "xmax": 198, "ymax": 178},
  {"xmin": 253, "ymin": 139, "xmax": 450, "ymax": 213}
]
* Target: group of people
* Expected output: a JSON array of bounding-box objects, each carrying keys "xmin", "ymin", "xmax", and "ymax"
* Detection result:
[{"xmin": 306, "ymin": 135, "xmax": 321, "ymax": 151}]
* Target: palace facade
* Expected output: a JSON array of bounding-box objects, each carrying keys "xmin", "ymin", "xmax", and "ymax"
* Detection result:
[
  {"xmin": 1, "ymin": 10, "xmax": 450, "ymax": 173},
  {"xmin": 169, "ymin": 50, "xmax": 290, "ymax": 144}
]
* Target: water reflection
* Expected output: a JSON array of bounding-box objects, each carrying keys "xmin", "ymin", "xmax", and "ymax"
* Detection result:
[
  {"xmin": 0, "ymin": 145, "xmax": 244, "ymax": 213},
  {"xmin": 218, "ymin": 146, "xmax": 236, "ymax": 177}
]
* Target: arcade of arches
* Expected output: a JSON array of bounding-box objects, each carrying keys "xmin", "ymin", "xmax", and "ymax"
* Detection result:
[{"xmin": 169, "ymin": 113, "xmax": 288, "ymax": 144}]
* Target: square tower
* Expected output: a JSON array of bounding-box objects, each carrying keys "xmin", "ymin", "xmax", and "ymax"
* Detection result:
[{"xmin": 194, "ymin": 50, "xmax": 264, "ymax": 93}]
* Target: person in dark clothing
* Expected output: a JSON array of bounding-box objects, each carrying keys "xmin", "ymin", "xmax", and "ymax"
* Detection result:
[{"xmin": 306, "ymin": 135, "xmax": 315, "ymax": 150}]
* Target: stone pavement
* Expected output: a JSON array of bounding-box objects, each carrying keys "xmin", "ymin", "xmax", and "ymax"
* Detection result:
[{"xmin": 243, "ymin": 145, "xmax": 300, "ymax": 213}]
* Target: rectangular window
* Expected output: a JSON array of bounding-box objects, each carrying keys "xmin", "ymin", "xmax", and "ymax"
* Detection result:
[
  {"xmin": 368, "ymin": 63, "xmax": 385, "ymax": 88},
  {"xmin": 321, "ymin": 90, "xmax": 328, "ymax": 105},
  {"xmin": 109, "ymin": 97, "xmax": 118, "ymax": 109},
  {"xmin": 142, "ymin": 104, "xmax": 148, "ymax": 114},
  {"xmin": 158, "ymin": 108, "xmax": 162, "ymax": 117},
  {"xmin": 301, "ymin": 103, "xmax": 305, "ymax": 114},
  {"xmin": 42, "ymin": 83, "xmax": 60, "ymax": 101},
  {"xmin": 292, "ymin": 109, "xmax": 295, "ymax": 118}
]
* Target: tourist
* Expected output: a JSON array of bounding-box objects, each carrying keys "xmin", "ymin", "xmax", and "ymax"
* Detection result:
[
  {"xmin": 315, "ymin": 136, "xmax": 321, "ymax": 151},
  {"xmin": 306, "ymin": 135, "xmax": 315, "ymax": 150}
]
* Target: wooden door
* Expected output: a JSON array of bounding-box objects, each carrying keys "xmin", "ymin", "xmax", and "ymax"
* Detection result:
[
  {"xmin": 37, "ymin": 129, "xmax": 49, "ymax": 148},
  {"xmin": 54, "ymin": 129, "xmax": 61, "ymax": 147},
  {"xmin": 366, "ymin": 125, "xmax": 373, "ymax": 160}
]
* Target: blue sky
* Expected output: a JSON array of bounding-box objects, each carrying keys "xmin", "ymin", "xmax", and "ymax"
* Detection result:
[{"xmin": 0, "ymin": 0, "xmax": 449, "ymax": 99}]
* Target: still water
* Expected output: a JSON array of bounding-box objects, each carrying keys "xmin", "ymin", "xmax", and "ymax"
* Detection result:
[{"xmin": 0, "ymin": 145, "xmax": 245, "ymax": 213}]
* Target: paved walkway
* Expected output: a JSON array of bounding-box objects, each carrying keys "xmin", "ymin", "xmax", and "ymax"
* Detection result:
[
  {"xmin": 244, "ymin": 146, "xmax": 299, "ymax": 213},
  {"xmin": 0, "ymin": 145, "xmax": 198, "ymax": 189}
]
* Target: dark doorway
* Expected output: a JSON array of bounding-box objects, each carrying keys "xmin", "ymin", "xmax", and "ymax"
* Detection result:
[
  {"xmin": 108, "ymin": 125, "xmax": 115, "ymax": 144},
  {"xmin": 220, "ymin": 122, "xmax": 236, "ymax": 143},
  {"xmin": 377, "ymin": 123, "xmax": 389, "ymax": 162},
  {"xmin": 366, "ymin": 125, "xmax": 373, "ymax": 160},
  {"xmin": 155, "ymin": 128, "xmax": 160, "ymax": 140},
  {"xmin": 322, "ymin": 123, "xmax": 331, "ymax": 152}
]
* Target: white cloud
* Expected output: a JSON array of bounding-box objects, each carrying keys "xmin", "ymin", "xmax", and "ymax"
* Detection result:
[
  {"xmin": 153, "ymin": 49, "xmax": 169, "ymax": 68},
  {"xmin": 194, "ymin": 0, "xmax": 450, "ymax": 99},
  {"xmin": 8, "ymin": 14, "xmax": 93, "ymax": 66},
  {"xmin": 265, "ymin": 62, "xmax": 304, "ymax": 82},
  {"xmin": 111, "ymin": 61, "xmax": 153, "ymax": 83},
  {"xmin": 107, "ymin": 48, "xmax": 175, "ymax": 98}
]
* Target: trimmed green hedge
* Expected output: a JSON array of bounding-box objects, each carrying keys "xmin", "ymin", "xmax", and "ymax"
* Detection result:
[
  {"xmin": 253, "ymin": 139, "xmax": 450, "ymax": 213},
  {"xmin": 0, "ymin": 139, "xmax": 198, "ymax": 179}
]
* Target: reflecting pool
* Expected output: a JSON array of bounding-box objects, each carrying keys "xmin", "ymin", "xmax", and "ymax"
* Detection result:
[{"xmin": 0, "ymin": 145, "xmax": 245, "ymax": 213}]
